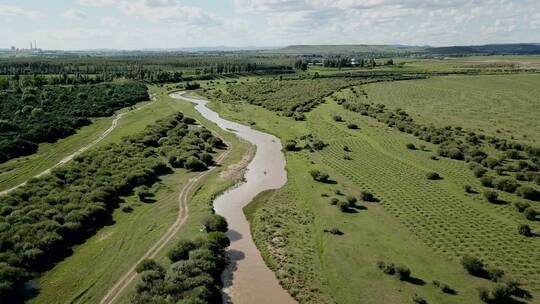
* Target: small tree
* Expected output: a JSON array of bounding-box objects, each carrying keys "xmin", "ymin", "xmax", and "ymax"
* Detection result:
[
  {"xmin": 167, "ymin": 239, "xmax": 196, "ymax": 262},
  {"xmin": 426, "ymin": 172, "xmax": 441, "ymax": 180},
  {"xmin": 524, "ymin": 207, "xmax": 537, "ymax": 221},
  {"xmin": 202, "ymin": 214, "xmax": 228, "ymax": 232},
  {"xmin": 513, "ymin": 201, "xmax": 530, "ymax": 212},
  {"xmin": 406, "ymin": 143, "xmax": 416, "ymax": 150},
  {"xmin": 516, "ymin": 186, "xmax": 540, "ymax": 201},
  {"xmin": 411, "ymin": 294, "xmax": 427, "ymax": 304},
  {"xmin": 337, "ymin": 201, "xmax": 350, "ymax": 212},
  {"xmin": 136, "ymin": 259, "xmax": 164, "ymax": 274},
  {"xmin": 332, "ymin": 115, "xmax": 343, "ymax": 122},
  {"xmin": 330, "ymin": 198, "xmax": 339, "ymax": 205},
  {"xmin": 395, "ymin": 265, "xmax": 411, "ymax": 281},
  {"xmin": 473, "ymin": 166, "xmax": 487, "ymax": 178},
  {"xmin": 478, "ymin": 287, "xmax": 490, "ymax": 302},
  {"xmin": 461, "ymin": 255, "xmax": 485, "ymax": 276},
  {"xmin": 484, "ymin": 190, "xmax": 498, "ymax": 203},
  {"xmin": 464, "ymin": 185, "xmax": 473, "ymax": 193},
  {"xmin": 347, "ymin": 123, "xmax": 358, "ymax": 129},
  {"xmin": 361, "ymin": 191, "xmax": 375, "ymax": 202},
  {"xmin": 518, "ymin": 224, "xmax": 532, "ymax": 237},
  {"xmin": 284, "ymin": 139, "xmax": 297, "ymax": 151},
  {"xmin": 135, "ymin": 186, "xmax": 150, "ymax": 201}
]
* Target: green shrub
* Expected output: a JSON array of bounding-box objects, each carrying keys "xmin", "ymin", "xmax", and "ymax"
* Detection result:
[
  {"xmin": 483, "ymin": 190, "xmax": 498, "ymax": 203},
  {"xmin": 360, "ymin": 191, "xmax": 375, "ymax": 202},
  {"xmin": 167, "ymin": 239, "xmax": 196, "ymax": 262},
  {"xmin": 202, "ymin": 214, "xmax": 228, "ymax": 232},
  {"xmin": 518, "ymin": 224, "xmax": 532, "ymax": 237},
  {"xmin": 480, "ymin": 176, "xmax": 494, "ymax": 187},
  {"xmin": 376, "ymin": 261, "xmax": 395, "ymax": 275},
  {"xmin": 395, "ymin": 265, "xmax": 411, "ymax": 281},
  {"xmin": 406, "ymin": 143, "xmax": 416, "ymax": 150},
  {"xmin": 473, "ymin": 166, "xmax": 487, "ymax": 178},
  {"xmin": 309, "ymin": 169, "xmax": 330, "ymax": 183},
  {"xmin": 493, "ymin": 177, "xmax": 518, "ymax": 193},
  {"xmin": 411, "ymin": 294, "xmax": 427, "ymax": 304},
  {"xmin": 461, "ymin": 255, "xmax": 485, "ymax": 276},
  {"xmin": 524, "ymin": 207, "xmax": 537, "ymax": 220},
  {"xmin": 330, "ymin": 198, "xmax": 339, "ymax": 205},
  {"xmin": 464, "ymin": 185, "xmax": 473, "ymax": 193},
  {"xmin": 136, "ymin": 259, "xmax": 164, "ymax": 274},
  {"xmin": 347, "ymin": 123, "xmax": 358, "ymax": 129},
  {"xmin": 478, "ymin": 287, "xmax": 490, "ymax": 302},
  {"xmin": 516, "ymin": 185, "xmax": 540, "ymax": 201},
  {"xmin": 426, "ymin": 172, "xmax": 441, "ymax": 180},
  {"xmin": 486, "ymin": 266, "xmax": 505, "ymax": 282},
  {"xmin": 284, "ymin": 139, "xmax": 297, "ymax": 151},
  {"xmin": 514, "ymin": 201, "xmax": 530, "ymax": 212},
  {"xmin": 337, "ymin": 201, "xmax": 350, "ymax": 212}
]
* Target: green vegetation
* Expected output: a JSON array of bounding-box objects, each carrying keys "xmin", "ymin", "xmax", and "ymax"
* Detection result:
[
  {"xmin": 30, "ymin": 86, "xmax": 250, "ymax": 304},
  {"xmin": 132, "ymin": 232, "xmax": 229, "ymax": 303},
  {"xmin": 0, "ymin": 110, "xmax": 223, "ymax": 300},
  {"xmin": 199, "ymin": 67, "xmax": 540, "ymax": 303},
  {"xmin": 0, "ymin": 82, "xmax": 148, "ymax": 162}
]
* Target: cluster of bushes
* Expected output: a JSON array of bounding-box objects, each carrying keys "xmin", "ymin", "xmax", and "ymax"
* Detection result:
[
  {"xmin": 208, "ymin": 78, "xmax": 368, "ymax": 120},
  {"xmin": 0, "ymin": 112, "xmax": 222, "ymax": 299},
  {"xmin": 0, "ymin": 81, "xmax": 149, "ymax": 163},
  {"xmin": 477, "ymin": 280, "xmax": 531, "ymax": 303},
  {"xmin": 309, "ymin": 169, "xmax": 330, "ymax": 183},
  {"xmin": 329, "ymin": 196, "xmax": 357, "ymax": 212},
  {"xmin": 132, "ymin": 231, "xmax": 230, "ymax": 303},
  {"xmin": 461, "ymin": 255, "xmax": 505, "ymax": 282},
  {"xmin": 377, "ymin": 261, "xmax": 412, "ymax": 281}
]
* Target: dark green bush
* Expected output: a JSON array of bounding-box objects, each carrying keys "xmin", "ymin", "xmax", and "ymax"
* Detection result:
[
  {"xmin": 202, "ymin": 214, "xmax": 228, "ymax": 232},
  {"xmin": 461, "ymin": 255, "xmax": 485, "ymax": 276},
  {"xmin": 426, "ymin": 172, "xmax": 441, "ymax": 180},
  {"xmin": 484, "ymin": 191, "xmax": 499, "ymax": 203},
  {"xmin": 518, "ymin": 224, "xmax": 532, "ymax": 237}
]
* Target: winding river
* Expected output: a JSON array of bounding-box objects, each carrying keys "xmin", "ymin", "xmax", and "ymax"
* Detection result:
[{"xmin": 171, "ymin": 92, "xmax": 296, "ymax": 304}]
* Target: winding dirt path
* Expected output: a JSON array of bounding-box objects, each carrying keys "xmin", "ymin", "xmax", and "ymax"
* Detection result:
[
  {"xmin": 0, "ymin": 97, "xmax": 155, "ymax": 196},
  {"xmin": 99, "ymin": 130, "xmax": 232, "ymax": 304}
]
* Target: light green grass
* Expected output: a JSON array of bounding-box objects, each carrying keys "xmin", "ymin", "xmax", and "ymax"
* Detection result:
[
  {"xmin": 30, "ymin": 87, "xmax": 252, "ymax": 304},
  {"xmin": 202, "ymin": 81, "xmax": 538, "ymax": 303},
  {"xmin": 351, "ymin": 74, "xmax": 540, "ymax": 146}
]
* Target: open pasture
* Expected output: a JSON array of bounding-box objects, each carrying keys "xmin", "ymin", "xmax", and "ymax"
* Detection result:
[{"xmin": 344, "ymin": 74, "xmax": 540, "ymax": 146}]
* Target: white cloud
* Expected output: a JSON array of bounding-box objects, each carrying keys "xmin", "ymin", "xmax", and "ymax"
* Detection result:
[
  {"xmin": 118, "ymin": 0, "xmax": 223, "ymax": 26},
  {"xmin": 481, "ymin": 19, "xmax": 516, "ymax": 35},
  {"xmin": 531, "ymin": 13, "xmax": 540, "ymax": 29},
  {"xmin": 78, "ymin": 0, "xmax": 118, "ymax": 7},
  {"xmin": 62, "ymin": 8, "xmax": 88, "ymax": 20},
  {"xmin": 101, "ymin": 16, "xmax": 121, "ymax": 26},
  {"xmin": 0, "ymin": 4, "xmax": 42, "ymax": 19}
]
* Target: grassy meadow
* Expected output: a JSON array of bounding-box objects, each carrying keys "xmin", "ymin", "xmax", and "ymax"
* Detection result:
[
  {"xmin": 200, "ymin": 70, "xmax": 540, "ymax": 304},
  {"xmin": 350, "ymin": 74, "xmax": 540, "ymax": 146}
]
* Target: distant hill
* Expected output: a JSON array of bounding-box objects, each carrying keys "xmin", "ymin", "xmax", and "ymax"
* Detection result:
[
  {"xmin": 266, "ymin": 43, "xmax": 540, "ymax": 57},
  {"xmin": 263, "ymin": 44, "xmax": 422, "ymax": 56},
  {"xmin": 425, "ymin": 44, "xmax": 540, "ymax": 55}
]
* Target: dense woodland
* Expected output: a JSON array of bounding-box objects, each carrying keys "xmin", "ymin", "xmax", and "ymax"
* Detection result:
[
  {"xmin": 0, "ymin": 82, "xmax": 148, "ymax": 163},
  {"xmin": 0, "ymin": 112, "xmax": 224, "ymax": 300},
  {"xmin": 0, "ymin": 56, "xmax": 296, "ymax": 84}
]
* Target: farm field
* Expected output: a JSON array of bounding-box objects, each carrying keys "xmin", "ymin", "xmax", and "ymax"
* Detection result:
[
  {"xmin": 29, "ymin": 86, "xmax": 253, "ymax": 304},
  {"xmin": 347, "ymin": 74, "xmax": 540, "ymax": 146},
  {"xmin": 200, "ymin": 72, "xmax": 540, "ymax": 304}
]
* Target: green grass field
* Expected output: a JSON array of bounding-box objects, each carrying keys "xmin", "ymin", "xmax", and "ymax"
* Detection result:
[
  {"xmin": 349, "ymin": 74, "xmax": 540, "ymax": 146},
  {"xmin": 29, "ymin": 86, "xmax": 252, "ymax": 304},
  {"xmin": 201, "ymin": 72, "xmax": 540, "ymax": 304}
]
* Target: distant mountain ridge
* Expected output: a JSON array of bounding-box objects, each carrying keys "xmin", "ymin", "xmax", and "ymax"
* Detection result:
[{"xmin": 267, "ymin": 43, "xmax": 540, "ymax": 56}]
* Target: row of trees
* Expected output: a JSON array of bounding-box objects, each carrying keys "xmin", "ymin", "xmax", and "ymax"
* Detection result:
[
  {"xmin": 0, "ymin": 112, "xmax": 223, "ymax": 300},
  {"xmin": 0, "ymin": 81, "xmax": 149, "ymax": 163},
  {"xmin": 336, "ymin": 95, "xmax": 540, "ymax": 205}
]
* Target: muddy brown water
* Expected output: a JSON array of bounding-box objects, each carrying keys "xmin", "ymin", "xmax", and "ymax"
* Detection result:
[{"xmin": 171, "ymin": 92, "xmax": 296, "ymax": 304}]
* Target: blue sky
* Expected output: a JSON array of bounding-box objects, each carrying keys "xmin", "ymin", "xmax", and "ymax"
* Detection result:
[{"xmin": 1, "ymin": 0, "xmax": 540, "ymax": 50}]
